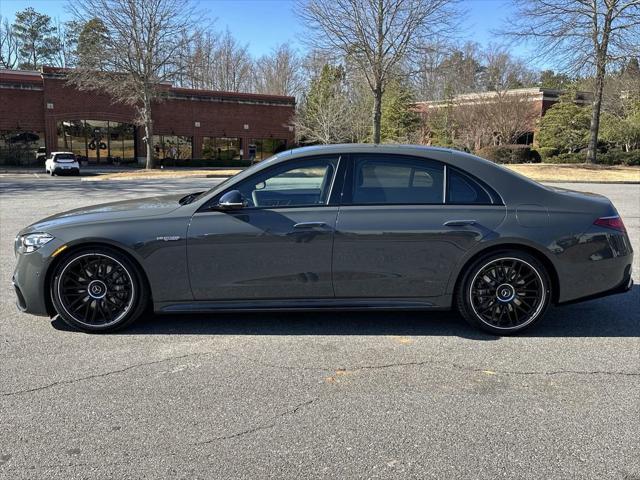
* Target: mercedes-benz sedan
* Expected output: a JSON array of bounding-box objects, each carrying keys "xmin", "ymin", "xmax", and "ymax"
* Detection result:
[{"xmin": 13, "ymin": 145, "xmax": 634, "ymax": 334}]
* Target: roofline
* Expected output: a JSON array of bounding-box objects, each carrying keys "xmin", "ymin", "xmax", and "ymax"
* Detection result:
[{"xmin": 0, "ymin": 67, "xmax": 295, "ymax": 105}]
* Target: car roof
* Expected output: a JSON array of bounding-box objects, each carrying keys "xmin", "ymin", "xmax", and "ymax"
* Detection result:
[
  {"xmin": 279, "ymin": 143, "xmax": 453, "ymax": 158},
  {"xmin": 51, "ymin": 151, "xmax": 75, "ymax": 155}
]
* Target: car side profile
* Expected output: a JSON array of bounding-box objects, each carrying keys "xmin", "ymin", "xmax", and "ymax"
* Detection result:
[
  {"xmin": 14, "ymin": 145, "xmax": 633, "ymax": 334},
  {"xmin": 45, "ymin": 151, "xmax": 80, "ymax": 176}
]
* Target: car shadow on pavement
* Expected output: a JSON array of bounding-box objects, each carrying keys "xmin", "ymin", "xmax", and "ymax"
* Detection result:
[{"xmin": 51, "ymin": 286, "xmax": 639, "ymax": 339}]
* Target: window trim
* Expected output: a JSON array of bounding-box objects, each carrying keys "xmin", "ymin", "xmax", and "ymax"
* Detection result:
[
  {"xmin": 198, "ymin": 154, "xmax": 344, "ymax": 212},
  {"xmin": 340, "ymin": 153, "xmax": 504, "ymax": 208}
]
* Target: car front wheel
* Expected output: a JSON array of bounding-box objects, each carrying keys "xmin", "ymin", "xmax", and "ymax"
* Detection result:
[
  {"xmin": 51, "ymin": 247, "xmax": 148, "ymax": 332},
  {"xmin": 456, "ymin": 250, "xmax": 551, "ymax": 335}
]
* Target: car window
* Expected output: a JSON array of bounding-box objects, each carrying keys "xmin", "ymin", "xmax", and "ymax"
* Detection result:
[
  {"xmin": 55, "ymin": 153, "xmax": 76, "ymax": 160},
  {"xmin": 447, "ymin": 168, "xmax": 494, "ymax": 204},
  {"xmin": 231, "ymin": 156, "xmax": 339, "ymax": 208},
  {"xmin": 352, "ymin": 155, "xmax": 444, "ymax": 205}
]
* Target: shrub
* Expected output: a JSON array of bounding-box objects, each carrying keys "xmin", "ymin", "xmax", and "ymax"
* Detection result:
[
  {"xmin": 545, "ymin": 153, "xmax": 586, "ymax": 164},
  {"xmin": 537, "ymin": 102, "xmax": 591, "ymax": 152},
  {"xmin": 598, "ymin": 150, "xmax": 640, "ymax": 166},
  {"xmin": 537, "ymin": 147, "xmax": 559, "ymax": 160},
  {"xmin": 475, "ymin": 144, "xmax": 532, "ymax": 164}
]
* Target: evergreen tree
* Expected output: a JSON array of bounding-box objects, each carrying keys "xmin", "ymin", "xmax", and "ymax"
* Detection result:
[
  {"xmin": 380, "ymin": 79, "xmax": 420, "ymax": 142},
  {"xmin": 13, "ymin": 7, "xmax": 59, "ymax": 69},
  {"xmin": 537, "ymin": 100, "xmax": 591, "ymax": 153}
]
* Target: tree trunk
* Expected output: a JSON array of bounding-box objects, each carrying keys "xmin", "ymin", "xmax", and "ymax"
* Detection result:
[
  {"xmin": 145, "ymin": 120, "xmax": 154, "ymax": 169},
  {"xmin": 372, "ymin": 83, "xmax": 382, "ymax": 144},
  {"xmin": 142, "ymin": 99, "xmax": 154, "ymax": 169},
  {"xmin": 586, "ymin": 63, "xmax": 606, "ymax": 164}
]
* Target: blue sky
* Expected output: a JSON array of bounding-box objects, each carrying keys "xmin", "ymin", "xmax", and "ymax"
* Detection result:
[{"xmin": 0, "ymin": 0, "xmax": 534, "ymax": 62}]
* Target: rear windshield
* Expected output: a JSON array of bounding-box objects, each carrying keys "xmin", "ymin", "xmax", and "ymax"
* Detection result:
[{"xmin": 55, "ymin": 154, "xmax": 75, "ymax": 160}]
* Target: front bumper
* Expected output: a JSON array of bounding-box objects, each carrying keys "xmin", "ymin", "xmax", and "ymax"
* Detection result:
[{"xmin": 12, "ymin": 241, "xmax": 61, "ymax": 317}]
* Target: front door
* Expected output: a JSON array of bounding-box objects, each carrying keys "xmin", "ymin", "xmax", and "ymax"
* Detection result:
[
  {"xmin": 332, "ymin": 154, "xmax": 506, "ymax": 299},
  {"xmin": 187, "ymin": 155, "xmax": 342, "ymax": 300}
]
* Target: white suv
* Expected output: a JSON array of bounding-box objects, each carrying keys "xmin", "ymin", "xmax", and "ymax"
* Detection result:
[{"xmin": 45, "ymin": 152, "xmax": 80, "ymax": 176}]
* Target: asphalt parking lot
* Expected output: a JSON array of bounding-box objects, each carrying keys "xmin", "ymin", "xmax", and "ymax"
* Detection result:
[{"xmin": 0, "ymin": 173, "xmax": 639, "ymax": 479}]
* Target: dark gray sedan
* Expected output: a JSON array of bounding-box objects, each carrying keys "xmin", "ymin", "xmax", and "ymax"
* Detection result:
[{"xmin": 13, "ymin": 145, "xmax": 634, "ymax": 334}]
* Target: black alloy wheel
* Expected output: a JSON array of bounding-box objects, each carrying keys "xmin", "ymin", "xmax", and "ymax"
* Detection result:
[
  {"xmin": 457, "ymin": 251, "xmax": 550, "ymax": 335},
  {"xmin": 51, "ymin": 248, "xmax": 148, "ymax": 332}
]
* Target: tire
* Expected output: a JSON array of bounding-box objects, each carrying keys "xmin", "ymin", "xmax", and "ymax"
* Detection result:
[
  {"xmin": 51, "ymin": 247, "xmax": 149, "ymax": 333},
  {"xmin": 456, "ymin": 250, "xmax": 551, "ymax": 335},
  {"xmin": 50, "ymin": 169, "xmax": 55, "ymax": 176}
]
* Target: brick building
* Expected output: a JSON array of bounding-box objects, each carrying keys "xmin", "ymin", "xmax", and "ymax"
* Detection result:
[
  {"xmin": 415, "ymin": 87, "xmax": 593, "ymax": 145},
  {"xmin": 0, "ymin": 67, "xmax": 296, "ymax": 165}
]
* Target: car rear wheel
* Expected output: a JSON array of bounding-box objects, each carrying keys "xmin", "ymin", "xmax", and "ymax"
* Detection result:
[
  {"xmin": 456, "ymin": 250, "xmax": 551, "ymax": 335},
  {"xmin": 51, "ymin": 247, "xmax": 148, "ymax": 332}
]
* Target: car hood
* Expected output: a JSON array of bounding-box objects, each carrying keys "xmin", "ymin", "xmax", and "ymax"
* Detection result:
[{"xmin": 22, "ymin": 193, "xmax": 185, "ymax": 233}]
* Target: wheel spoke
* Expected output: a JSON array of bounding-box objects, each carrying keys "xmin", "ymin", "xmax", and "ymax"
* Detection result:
[
  {"xmin": 470, "ymin": 257, "xmax": 545, "ymax": 329},
  {"xmin": 58, "ymin": 253, "xmax": 134, "ymax": 326}
]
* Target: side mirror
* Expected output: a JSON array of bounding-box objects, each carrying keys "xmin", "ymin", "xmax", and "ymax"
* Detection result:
[{"xmin": 217, "ymin": 190, "xmax": 246, "ymax": 210}]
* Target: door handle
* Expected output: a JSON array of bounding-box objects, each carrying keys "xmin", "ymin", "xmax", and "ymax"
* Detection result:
[
  {"xmin": 292, "ymin": 222, "xmax": 329, "ymax": 230},
  {"xmin": 444, "ymin": 220, "xmax": 477, "ymax": 227}
]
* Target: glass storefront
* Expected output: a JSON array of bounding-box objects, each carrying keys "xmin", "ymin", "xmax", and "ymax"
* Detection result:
[
  {"xmin": 153, "ymin": 135, "xmax": 193, "ymax": 161},
  {"xmin": 202, "ymin": 137, "xmax": 242, "ymax": 161},
  {"xmin": 248, "ymin": 138, "xmax": 287, "ymax": 162},
  {"xmin": 0, "ymin": 130, "xmax": 45, "ymax": 166},
  {"xmin": 56, "ymin": 120, "xmax": 136, "ymax": 164}
]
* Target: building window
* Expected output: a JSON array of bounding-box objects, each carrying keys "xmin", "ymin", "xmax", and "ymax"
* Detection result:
[
  {"xmin": 248, "ymin": 138, "xmax": 287, "ymax": 162},
  {"xmin": 153, "ymin": 135, "xmax": 193, "ymax": 161},
  {"xmin": 0, "ymin": 130, "xmax": 45, "ymax": 166},
  {"xmin": 56, "ymin": 120, "xmax": 137, "ymax": 164},
  {"xmin": 202, "ymin": 137, "xmax": 241, "ymax": 161}
]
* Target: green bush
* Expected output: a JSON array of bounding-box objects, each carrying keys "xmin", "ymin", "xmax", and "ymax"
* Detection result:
[
  {"xmin": 537, "ymin": 147, "xmax": 559, "ymax": 160},
  {"xmin": 598, "ymin": 150, "xmax": 640, "ymax": 166},
  {"xmin": 541, "ymin": 150, "xmax": 640, "ymax": 165},
  {"xmin": 545, "ymin": 153, "xmax": 586, "ymax": 164},
  {"xmin": 475, "ymin": 145, "xmax": 532, "ymax": 164}
]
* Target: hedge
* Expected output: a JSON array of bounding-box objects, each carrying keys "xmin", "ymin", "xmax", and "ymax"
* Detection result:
[
  {"xmin": 543, "ymin": 150, "xmax": 640, "ymax": 166},
  {"xmin": 536, "ymin": 147, "xmax": 559, "ymax": 161},
  {"xmin": 475, "ymin": 145, "xmax": 536, "ymax": 164}
]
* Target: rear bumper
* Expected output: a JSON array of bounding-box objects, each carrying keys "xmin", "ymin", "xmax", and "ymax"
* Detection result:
[
  {"xmin": 53, "ymin": 166, "xmax": 80, "ymax": 175},
  {"xmin": 558, "ymin": 263, "xmax": 634, "ymax": 306}
]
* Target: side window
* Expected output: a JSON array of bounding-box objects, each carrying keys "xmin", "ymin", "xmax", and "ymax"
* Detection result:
[
  {"xmin": 447, "ymin": 168, "xmax": 494, "ymax": 205},
  {"xmin": 231, "ymin": 156, "xmax": 339, "ymax": 208},
  {"xmin": 352, "ymin": 155, "xmax": 444, "ymax": 205}
]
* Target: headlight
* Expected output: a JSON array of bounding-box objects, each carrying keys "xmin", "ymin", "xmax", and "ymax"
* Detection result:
[{"xmin": 17, "ymin": 232, "xmax": 54, "ymax": 254}]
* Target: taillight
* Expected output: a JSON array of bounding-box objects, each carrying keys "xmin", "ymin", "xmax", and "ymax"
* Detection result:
[{"xmin": 594, "ymin": 215, "xmax": 626, "ymax": 232}]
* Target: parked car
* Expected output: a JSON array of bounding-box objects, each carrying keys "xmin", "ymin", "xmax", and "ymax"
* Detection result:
[
  {"xmin": 14, "ymin": 145, "xmax": 633, "ymax": 334},
  {"xmin": 35, "ymin": 147, "xmax": 47, "ymax": 164},
  {"xmin": 45, "ymin": 152, "xmax": 80, "ymax": 176}
]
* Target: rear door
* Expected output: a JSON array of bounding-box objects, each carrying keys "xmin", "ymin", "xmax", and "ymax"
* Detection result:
[{"xmin": 332, "ymin": 153, "xmax": 506, "ymax": 299}]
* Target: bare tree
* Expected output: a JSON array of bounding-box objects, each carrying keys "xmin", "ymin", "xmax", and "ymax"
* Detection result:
[
  {"xmin": 504, "ymin": 0, "xmax": 640, "ymax": 163},
  {"xmin": 414, "ymin": 41, "xmax": 482, "ymax": 101},
  {"xmin": 0, "ymin": 16, "xmax": 19, "ymax": 69},
  {"xmin": 298, "ymin": 0, "xmax": 457, "ymax": 143},
  {"xmin": 254, "ymin": 44, "xmax": 304, "ymax": 97},
  {"xmin": 211, "ymin": 29, "xmax": 253, "ymax": 92},
  {"xmin": 69, "ymin": 0, "xmax": 198, "ymax": 169},
  {"xmin": 52, "ymin": 19, "xmax": 82, "ymax": 68}
]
